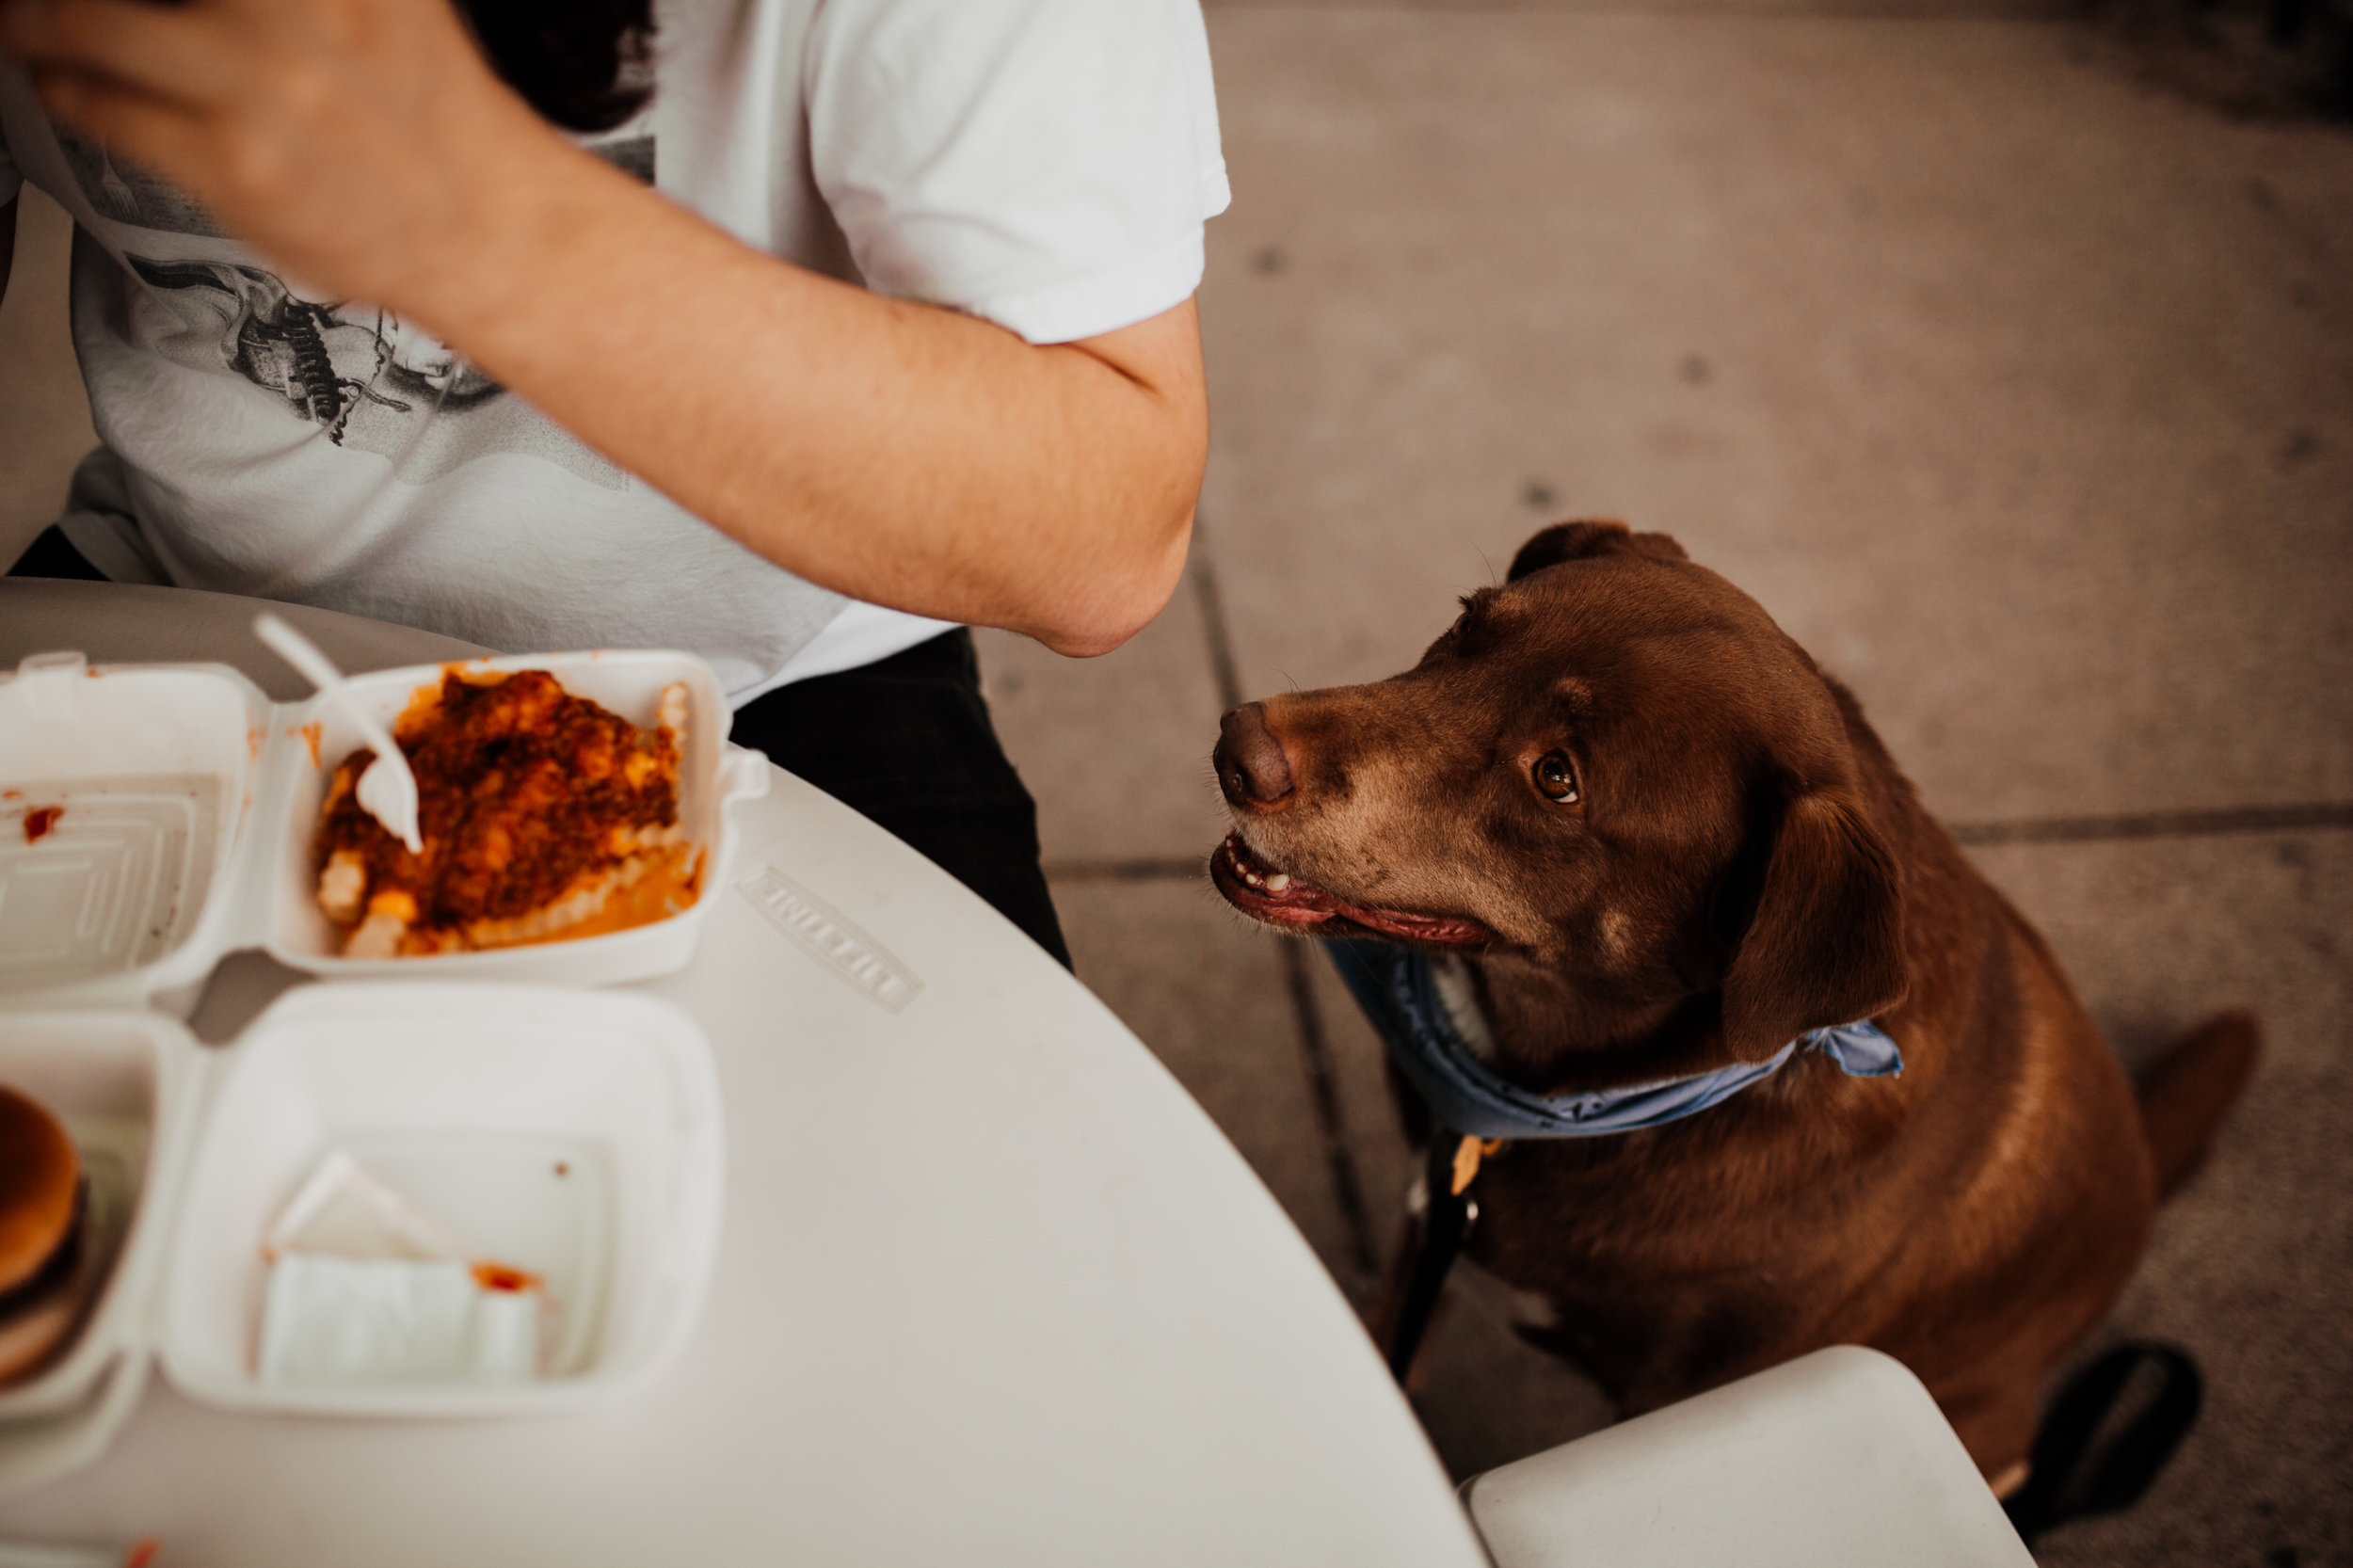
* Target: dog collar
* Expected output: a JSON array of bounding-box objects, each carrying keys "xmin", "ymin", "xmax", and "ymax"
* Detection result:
[{"xmin": 1323, "ymin": 939, "xmax": 1902, "ymax": 1142}]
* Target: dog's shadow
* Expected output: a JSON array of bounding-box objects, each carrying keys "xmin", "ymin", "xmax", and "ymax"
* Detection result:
[{"xmin": 2099, "ymin": 1010, "xmax": 2205, "ymax": 1082}]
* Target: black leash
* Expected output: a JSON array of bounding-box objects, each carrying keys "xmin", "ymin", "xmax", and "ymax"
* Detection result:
[{"xmin": 1384, "ymin": 1130, "xmax": 1487, "ymax": 1380}]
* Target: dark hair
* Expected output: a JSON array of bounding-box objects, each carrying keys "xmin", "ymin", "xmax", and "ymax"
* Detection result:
[{"xmin": 455, "ymin": 0, "xmax": 658, "ymax": 134}]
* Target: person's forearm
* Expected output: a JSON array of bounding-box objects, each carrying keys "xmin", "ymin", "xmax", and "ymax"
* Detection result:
[
  {"xmin": 0, "ymin": 0, "xmax": 1207, "ymax": 655},
  {"xmin": 408, "ymin": 130, "xmax": 1202, "ymax": 656}
]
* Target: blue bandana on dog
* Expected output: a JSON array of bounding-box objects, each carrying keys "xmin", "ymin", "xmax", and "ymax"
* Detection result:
[{"xmin": 1323, "ymin": 939, "xmax": 1902, "ymax": 1141}]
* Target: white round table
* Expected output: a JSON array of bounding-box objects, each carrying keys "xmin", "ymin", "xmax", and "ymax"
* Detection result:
[{"xmin": 0, "ymin": 579, "xmax": 1488, "ymax": 1567}]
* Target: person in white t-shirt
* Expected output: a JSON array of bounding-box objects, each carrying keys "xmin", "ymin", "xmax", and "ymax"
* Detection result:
[{"xmin": 0, "ymin": 0, "xmax": 1231, "ymax": 965}]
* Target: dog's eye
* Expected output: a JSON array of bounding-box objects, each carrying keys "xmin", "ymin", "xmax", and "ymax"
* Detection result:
[{"xmin": 1533, "ymin": 751, "xmax": 1580, "ymax": 805}]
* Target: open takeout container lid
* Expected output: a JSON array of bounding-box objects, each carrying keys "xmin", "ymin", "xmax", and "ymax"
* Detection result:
[
  {"xmin": 0, "ymin": 649, "xmax": 771, "ymax": 1014},
  {"xmin": 0, "ymin": 982, "xmax": 728, "ymax": 1498}
]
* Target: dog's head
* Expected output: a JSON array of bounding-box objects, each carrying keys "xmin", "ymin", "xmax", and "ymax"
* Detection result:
[{"xmin": 1209, "ymin": 520, "xmax": 1907, "ymax": 1065}]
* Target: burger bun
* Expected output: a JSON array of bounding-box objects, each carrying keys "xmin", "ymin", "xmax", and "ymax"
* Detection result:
[{"xmin": 0, "ymin": 1086, "xmax": 87, "ymax": 1386}]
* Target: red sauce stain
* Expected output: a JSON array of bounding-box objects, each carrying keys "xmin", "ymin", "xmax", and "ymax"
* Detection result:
[
  {"xmin": 23, "ymin": 806, "xmax": 63, "ymax": 843},
  {"xmin": 299, "ymin": 720, "xmax": 323, "ymax": 769},
  {"xmin": 471, "ymin": 1261, "xmax": 542, "ymax": 1295},
  {"xmin": 2, "ymin": 790, "xmax": 21, "ymax": 800}
]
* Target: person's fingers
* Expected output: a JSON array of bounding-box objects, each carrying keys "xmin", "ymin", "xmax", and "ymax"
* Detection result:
[
  {"xmin": 0, "ymin": 0, "xmax": 241, "ymax": 109},
  {"xmin": 30, "ymin": 66, "xmax": 212, "ymax": 184}
]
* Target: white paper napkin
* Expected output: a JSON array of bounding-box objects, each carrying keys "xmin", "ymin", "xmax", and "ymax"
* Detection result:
[{"xmin": 260, "ymin": 1255, "xmax": 539, "ymax": 1385}]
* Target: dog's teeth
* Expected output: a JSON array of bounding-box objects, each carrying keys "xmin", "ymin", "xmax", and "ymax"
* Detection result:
[{"xmin": 1265, "ymin": 873, "xmax": 1290, "ymax": 893}]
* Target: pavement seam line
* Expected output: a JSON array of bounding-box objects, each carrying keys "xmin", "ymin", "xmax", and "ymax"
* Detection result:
[
  {"xmin": 1188, "ymin": 535, "xmax": 1385, "ymax": 1288},
  {"xmin": 1044, "ymin": 801, "xmax": 2353, "ymax": 883},
  {"xmin": 1189, "ymin": 544, "xmax": 1246, "ymax": 717},
  {"xmin": 1947, "ymin": 801, "xmax": 2353, "ymax": 847},
  {"xmin": 1280, "ymin": 937, "xmax": 1385, "ymax": 1285}
]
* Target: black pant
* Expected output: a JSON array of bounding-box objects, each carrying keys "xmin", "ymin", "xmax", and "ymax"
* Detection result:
[
  {"xmin": 7, "ymin": 524, "xmax": 105, "ymax": 582},
  {"xmin": 9, "ymin": 525, "xmax": 1071, "ymax": 967},
  {"xmin": 728, "ymin": 629, "xmax": 1070, "ymax": 968}
]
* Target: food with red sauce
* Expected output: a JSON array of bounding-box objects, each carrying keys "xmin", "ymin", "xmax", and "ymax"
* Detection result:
[{"xmin": 314, "ymin": 670, "xmax": 697, "ymax": 957}]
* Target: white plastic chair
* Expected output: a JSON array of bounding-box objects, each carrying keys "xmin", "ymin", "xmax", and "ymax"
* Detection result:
[{"xmin": 1462, "ymin": 1346, "xmax": 2036, "ymax": 1568}]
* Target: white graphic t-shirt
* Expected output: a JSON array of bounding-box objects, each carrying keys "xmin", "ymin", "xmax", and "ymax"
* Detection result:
[{"xmin": 0, "ymin": 0, "xmax": 1228, "ymax": 701}]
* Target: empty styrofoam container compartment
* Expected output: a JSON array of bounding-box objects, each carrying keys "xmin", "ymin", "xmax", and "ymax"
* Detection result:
[
  {"xmin": 0, "ymin": 983, "xmax": 726, "ymax": 1496},
  {"xmin": 0, "ymin": 654, "xmax": 272, "ymax": 1013},
  {"xmin": 158, "ymin": 983, "xmax": 728, "ymax": 1416}
]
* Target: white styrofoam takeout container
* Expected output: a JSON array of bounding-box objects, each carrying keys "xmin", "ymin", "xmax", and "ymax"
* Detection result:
[
  {"xmin": 0, "ymin": 983, "xmax": 728, "ymax": 1497},
  {"xmin": 0, "ymin": 648, "xmax": 771, "ymax": 1012}
]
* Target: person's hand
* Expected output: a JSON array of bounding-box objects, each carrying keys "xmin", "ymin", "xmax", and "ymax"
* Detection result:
[
  {"xmin": 0, "ymin": 0, "xmax": 578, "ymax": 313},
  {"xmin": 0, "ymin": 0, "xmax": 1209, "ymax": 656}
]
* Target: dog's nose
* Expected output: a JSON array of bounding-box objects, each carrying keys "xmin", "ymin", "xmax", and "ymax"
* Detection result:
[{"xmin": 1216, "ymin": 702, "xmax": 1294, "ymax": 807}]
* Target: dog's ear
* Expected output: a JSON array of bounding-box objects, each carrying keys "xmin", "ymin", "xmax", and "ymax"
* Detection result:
[
  {"xmin": 1507, "ymin": 520, "xmax": 1689, "ymax": 582},
  {"xmin": 1719, "ymin": 788, "xmax": 1908, "ymax": 1063}
]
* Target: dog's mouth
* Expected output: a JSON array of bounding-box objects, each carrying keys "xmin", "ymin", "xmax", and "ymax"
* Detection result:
[{"xmin": 1210, "ymin": 832, "xmax": 1491, "ymax": 947}]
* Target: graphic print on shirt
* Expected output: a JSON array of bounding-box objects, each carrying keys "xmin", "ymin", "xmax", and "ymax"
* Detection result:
[
  {"xmin": 57, "ymin": 125, "xmax": 656, "ymax": 489},
  {"xmin": 122, "ymin": 256, "xmax": 506, "ymax": 445}
]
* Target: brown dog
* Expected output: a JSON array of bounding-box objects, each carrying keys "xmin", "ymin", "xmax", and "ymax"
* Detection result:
[{"xmin": 1208, "ymin": 520, "xmax": 2258, "ymax": 1489}]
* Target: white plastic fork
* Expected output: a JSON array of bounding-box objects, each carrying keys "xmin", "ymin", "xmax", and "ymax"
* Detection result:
[{"xmin": 252, "ymin": 612, "xmax": 424, "ymax": 855}]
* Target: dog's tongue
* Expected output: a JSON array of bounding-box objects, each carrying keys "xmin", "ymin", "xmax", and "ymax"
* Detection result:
[{"xmin": 1339, "ymin": 904, "xmax": 1489, "ymax": 944}]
